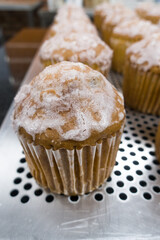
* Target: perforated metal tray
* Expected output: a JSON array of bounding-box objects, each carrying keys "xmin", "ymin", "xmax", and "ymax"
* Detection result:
[{"xmin": 0, "ymin": 64, "xmax": 160, "ymax": 239}]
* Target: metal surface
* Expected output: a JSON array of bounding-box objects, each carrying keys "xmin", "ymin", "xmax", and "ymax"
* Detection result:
[{"xmin": 0, "ymin": 60, "xmax": 160, "ymax": 239}]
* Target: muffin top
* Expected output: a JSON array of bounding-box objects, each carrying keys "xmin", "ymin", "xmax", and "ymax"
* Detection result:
[
  {"xmin": 126, "ymin": 33, "xmax": 160, "ymax": 72},
  {"xmin": 94, "ymin": 2, "xmax": 112, "ymax": 16},
  {"xmin": 54, "ymin": 4, "xmax": 89, "ymax": 24},
  {"xmin": 103, "ymin": 6, "xmax": 136, "ymax": 27},
  {"xmin": 50, "ymin": 20, "xmax": 98, "ymax": 36},
  {"xmin": 113, "ymin": 19, "xmax": 159, "ymax": 40},
  {"xmin": 136, "ymin": 2, "xmax": 160, "ymax": 18},
  {"xmin": 39, "ymin": 32, "xmax": 113, "ymax": 75},
  {"xmin": 13, "ymin": 62, "xmax": 125, "ymax": 147}
]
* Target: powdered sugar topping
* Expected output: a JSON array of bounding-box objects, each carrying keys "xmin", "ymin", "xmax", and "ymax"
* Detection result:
[
  {"xmin": 136, "ymin": 2, "xmax": 160, "ymax": 17},
  {"xmin": 127, "ymin": 33, "xmax": 160, "ymax": 71},
  {"xmin": 13, "ymin": 62, "xmax": 124, "ymax": 141},
  {"xmin": 103, "ymin": 5, "xmax": 137, "ymax": 26},
  {"xmin": 39, "ymin": 33, "xmax": 113, "ymax": 75},
  {"xmin": 113, "ymin": 19, "xmax": 159, "ymax": 38},
  {"xmin": 50, "ymin": 20, "xmax": 98, "ymax": 36}
]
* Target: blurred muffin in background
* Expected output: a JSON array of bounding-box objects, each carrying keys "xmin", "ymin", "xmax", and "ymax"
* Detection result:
[
  {"xmin": 136, "ymin": 2, "xmax": 160, "ymax": 24},
  {"xmin": 40, "ymin": 32, "xmax": 113, "ymax": 77},
  {"xmin": 110, "ymin": 19, "xmax": 159, "ymax": 73},
  {"xmin": 123, "ymin": 33, "xmax": 160, "ymax": 115}
]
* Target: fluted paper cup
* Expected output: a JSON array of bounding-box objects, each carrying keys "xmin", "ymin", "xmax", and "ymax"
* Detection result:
[
  {"xmin": 19, "ymin": 127, "xmax": 123, "ymax": 196},
  {"xmin": 123, "ymin": 60, "xmax": 160, "ymax": 116}
]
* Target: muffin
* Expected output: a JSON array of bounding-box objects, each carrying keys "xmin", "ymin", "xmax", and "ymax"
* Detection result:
[
  {"xmin": 101, "ymin": 5, "xmax": 136, "ymax": 45},
  {"xmin": 123, "ymin": 33, "xmax": 160, "ymax": 115},
  {"xmin": 49, "ymin": 20, "xmax": 98, "ymax": 37},
  {"xmin": 39, "ymin": 32, "xmax": 113, "ymax": 77},
  {"xmin": 12, "ymin": 61, "xmax": 125, "ymax": 195},
  {"xmin": 94, "ymin": 2, "xmax": 112, "ymax": 30},
  {"xmin": 110, "ymin": 19, "xmax": 159, "ymax": 73},
  {"xmin": 136, "ymin": 2, "xmax": 160, "ymax": 25},
  {"xmin": 156, "ymin": 123, "xmax": 160, "ymax": 163}
]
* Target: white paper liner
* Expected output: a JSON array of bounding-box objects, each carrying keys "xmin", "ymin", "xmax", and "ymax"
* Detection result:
[{"xmin": 19, "ymin": 129, "xmax": 122, "ymax": 195}]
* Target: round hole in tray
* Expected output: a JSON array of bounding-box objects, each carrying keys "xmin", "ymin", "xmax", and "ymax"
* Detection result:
[
  {"xmin": 106, "ymin": 176, "xmax": 112, "ymax": 182},
  {"xmin": 123, "ymin": 130, "xmax": 128, "ymax": 134},
  {"xmin": 139, "ymin": 130, "xmax": 145, "ymax": 134},
  {"xmin": 117, "ymin": 181, "xmax": 124, "ymax": 187},
  {"xmin": 130, "ymin": 127, "xmax": 135, "ymax": 131},
  {"xmin": 138, "ymin": 147, "xmax": 144, "ymax": 152},
  {"xmin": 119, "ymin": 148, "xmax": 125, "ymax": 152},
  {"xmin": 145, "ymin": 165, "xmax": 152, "ymax": 170},
  {"xmin": 130, "ymin": 187, "xmax": 137, "ymax": 194},
  {"xmin": 153, "ymin": 186, "xmax": 160, "ymax": 193},
  {"xmin": 24, "ymin": 183, "xmax": 32, "ymax": 190},
  {"xmin": 148, "ymin": 175, "xmax": 156, "ymax": 181},
  {"xmin": 125, "ymin": 137, "xmax": 130, "ymax": 141},
  {"xmin": 137, "ymin": 124, "xmax": 142, "ymax": 127},
  {"xmin": 10, "ymin": 189, "xmax": 19, "ymax": 197},
  {"xmin": 106, "ymin": 187, "xmax": 114, "ymax": 194},
  {"xmin": 157, "ymin": 169, "xmax": 160, "ymax": 175},
  {"xmin": 149, "ymin": 132, "xmax": 155, "ymax": 137},
  {"xmin": 46, "ymin": 195, "xmax": 54, "ymax": 203},
  {"xmin": 13, "ymin": 177, "xmax": 22, "ymax": 184},
  {"xmin": 143, "ymin": 192, "xmax": 152, "ymax": 200},
  {"xmin": 133, "ymin": 160, "xmax": 139, "ymax": 165},
  {"xmin": 94, "ymin": 193, "xmax": 103, "ymax": 201},
  {"xmin": 69, "ymin": 195, "xmax": 79, "ymax": 202},
  {"xmin": 34, "ymin": 189, "xmax": 43, "ymax": 196},
  {"xmin": 119, "ymin": 193, "xmax": 127, "ymax": 201},
  {"xmin": 26, "ymin": 172, "xmax": 33, "ymax": 178},
  {"xmin": 150, "ymin": 118, "xmax": 154, "ymax": 121},
  {"xmin": 153, "ymin": 160, "xmax": 160, "ymax": 165},
  {"xmin": 126, "ymin": 175, "xmax": 134, "ymax": 181},
  {"xmin": 142, "ymin": 136, "xmax": 148, "ymax": 140},
  {"xmin": 132, "ymin": 133, "xmax": 138, "ymax": 137},
  {"xmin": 135, "ymin": 140, "xmax": 141, "ymax": 144},
  {"xmin": 21, "ymin": 195, "xmax": 29, "ymax": 204},
  {"xmin": 115, "ymin": 161, "xmax": 118, "ymax": 166},
  {"xmin": 145, "ymin": 143, "xmax": 152, "ymax": 148},
  {"xmin": 149, "ymin": 151, "xmax": 155, "ymax": 156},
  {"xmin": 141, "ymin": 156, "xmax": 147, "ymax": 160},
  {"xmin": 124, "ymin": 165, "xmax": 130, "ymax": 171},
  {"xmin": 121, "ymin": 156, "xmax": 127, "ymax": 161},
  {"xmin": 130, "ymin": 152, "xmax": 136, "ymax": 156},
  {"xmin": 114, "ymin": 170, "xmax": 121, "ymax": 176},
  {"xmin": 146, "ymin": 126, "xmax": 152, "ymax": 130},
  {"xmin": 128, "ymin": 121, "xmax": 132, "ymax": 125},
  {"xmin": 127, "ymin": 144, "xmax": 133, "ymax": 148},
  {"xmin": 153, "ymin": 123, "xmax": 158, "ymax": 127},
  {"xmin": 139, "ymin": 180, "xmax": 147, "ymax": 187},
  {"xmin": 20, "ymin": 158, "xmax": 26, "ymax": 163},
  {"xmin": 17, "ymin": 167, "xmax": 24, "ymax": 173},
  {"xmin": 136, "ymin": 170, "xmax": 143, "ymax": 176}
]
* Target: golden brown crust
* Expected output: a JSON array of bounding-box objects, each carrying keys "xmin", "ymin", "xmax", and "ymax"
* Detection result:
[
  {"xmin": 13, "ymin": 62, "xmax": 125, "ymax": 149},
  {"xmin": 19, "ymin": 118, "xmax": 125, "ymax": 150}
]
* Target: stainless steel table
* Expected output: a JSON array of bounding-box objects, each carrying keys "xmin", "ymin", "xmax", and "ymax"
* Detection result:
[
  {"xmin": 0, "ymin": 49, "xmax": 159, "ymax": 238},
  {"xmin": 0, "ymin": 0, "xmax": 43, "ymax": 26}
]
